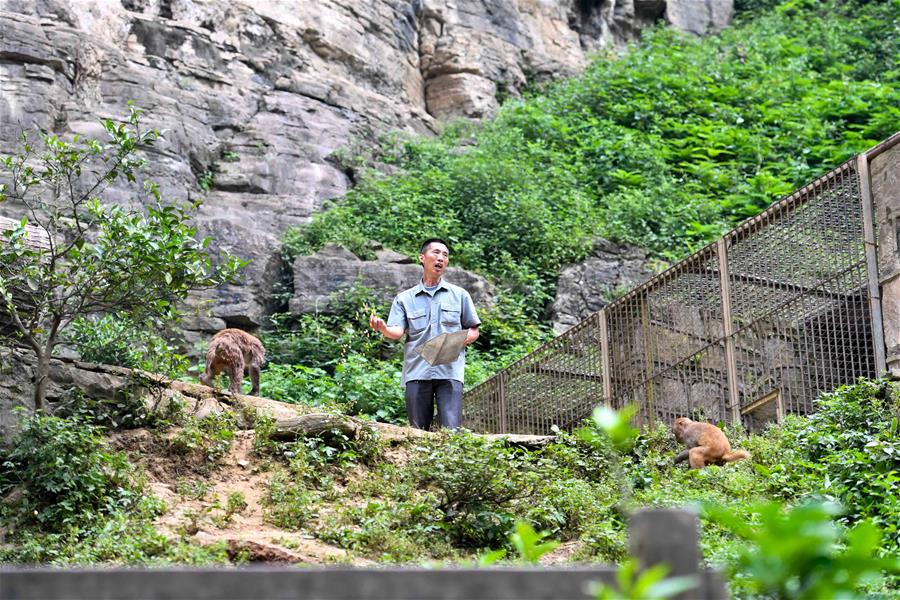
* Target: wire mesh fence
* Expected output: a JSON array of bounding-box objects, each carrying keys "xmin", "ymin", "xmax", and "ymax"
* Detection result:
[{"xmin": 464, "ymin": 153, "xmax": 885, "ymax": 434}]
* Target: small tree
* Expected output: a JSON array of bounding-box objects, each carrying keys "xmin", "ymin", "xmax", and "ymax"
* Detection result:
[{"xmin": 0, "ymin": 104, "xmax": 245, "ymax": 410}]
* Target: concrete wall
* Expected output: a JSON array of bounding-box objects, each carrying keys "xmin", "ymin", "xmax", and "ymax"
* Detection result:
[{"xmin": 870, "ymin": 141, "xmax": 900, "ymax": 377}]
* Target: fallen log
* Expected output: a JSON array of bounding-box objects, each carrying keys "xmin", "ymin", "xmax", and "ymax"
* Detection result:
[{"xmin": 269, "ymin": 413, "xmax": 362, "ymax": 441}]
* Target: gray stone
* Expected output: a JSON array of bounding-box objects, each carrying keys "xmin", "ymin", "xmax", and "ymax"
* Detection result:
[
  {"xmin": 375, "ymin": 248, "xmax": 414, "ymax": 264},
  {"xmin": 319, "ymin": 243, "xmax": 360, "ymax": 261},
  {"xmin": 290, "ymin": 249, "xmax": 493, "ymax": 314},
  {"xmin": 549, "ymin": 238, "xmax": 656, "ymax": 334},
  {"xmin": 665, "ymin": 0, "xmax": 734, "ymax": 36}
]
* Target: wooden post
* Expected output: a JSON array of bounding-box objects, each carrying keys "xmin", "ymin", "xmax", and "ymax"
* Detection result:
[
  {"xmin": 717, "ymin": 238, "xmax": 741, "ymax": 424},
  {"xmin": 599, "ymin": 309, "xmax": 612, "ymax": 406},
  {"xmin": 857, "ymin": 154, "xmax": 888, "ymax": 376},
  {"xmin": 629, "ymin": 508, "xmax": 727, "ymax": 600}
]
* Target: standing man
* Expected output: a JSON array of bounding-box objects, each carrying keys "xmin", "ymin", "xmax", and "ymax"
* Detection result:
[{"xmin": 369, "ymin": 238, "xmax": 481, "ymax": 430}]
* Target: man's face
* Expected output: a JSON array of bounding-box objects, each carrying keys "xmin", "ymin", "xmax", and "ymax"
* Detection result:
[{"xmin": 420, "ymin": 242, "xmax": 449, "ymax": 277}]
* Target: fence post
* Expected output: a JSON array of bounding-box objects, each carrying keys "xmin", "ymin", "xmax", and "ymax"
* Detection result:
[
  {"xmin": 498, "ymin": 371, "xmax": 508, "ymax": 433},
  {"xmin": 717, "ymin": 238, "xmax": 741, "ymax": 424},
  {"xmin": 599, "ymin": 310, "xmax": 612, "ymax": 406},
  {"xmin": 639, "ymin": 292, "xmax": 655, "ymax": 426},
  {"xmin": 857, "ymin": 154, "xmax": 888, "ymax": 376},
  {"xmin": 629, "ymin": 508, "xmax": 726, "ymax": 600}
]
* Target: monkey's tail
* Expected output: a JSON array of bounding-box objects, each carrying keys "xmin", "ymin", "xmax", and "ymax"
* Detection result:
[{"xmin": 722, "ymin": 449, "xmax": 751, "ymax": 463}]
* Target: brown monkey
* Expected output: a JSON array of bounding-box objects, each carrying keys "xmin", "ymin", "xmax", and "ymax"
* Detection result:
[
  {"xmin": 673, "ymin": 417, "xmax": 751, "ymax": 469},
  {"xmin": 199, "ymin": 328, "xmax": 266, "ymax": 395}
]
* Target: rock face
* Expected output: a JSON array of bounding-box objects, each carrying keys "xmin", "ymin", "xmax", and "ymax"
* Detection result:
[
  {"xmin": 665, "ymin": 0, "xmax": 734, "ymax": 36},
  {"xmin": 0, "ymin": 0, "xmax": 732, "ymax": 339},
  {"xmin": 0, "ymin": 346, "xmax": 132, "ymax": 441},
  {"xmin": 549, "ymin": 238, "xmax": 656, "ymax": 334},
  {"xmin": 290, "ymin": 244, "xmax": 493, "ymax": 314}
]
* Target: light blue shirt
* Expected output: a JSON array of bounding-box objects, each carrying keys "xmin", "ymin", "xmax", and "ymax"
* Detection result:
[{"xmin": 387, "ymin": 279, "xmax": 481, "ymax": 385}]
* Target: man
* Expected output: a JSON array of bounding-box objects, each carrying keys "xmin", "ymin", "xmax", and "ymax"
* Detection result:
[{"xmin": 369, "ymin": 238, "xmax": 481, "ymax": 430}]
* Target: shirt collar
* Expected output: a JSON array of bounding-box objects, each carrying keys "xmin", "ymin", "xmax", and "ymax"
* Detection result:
[{"xmin": 415, "ymin": 278, "xmax": 448, "ymax": 296}]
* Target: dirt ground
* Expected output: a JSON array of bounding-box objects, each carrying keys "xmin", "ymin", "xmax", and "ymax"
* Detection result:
[
  {"xmin": 109, "ymin": 399, "xmax": 555, "ymax": 566},
  {"xmin": 113, "ymin": 429, "xmax": 354, "ymax": 564}
]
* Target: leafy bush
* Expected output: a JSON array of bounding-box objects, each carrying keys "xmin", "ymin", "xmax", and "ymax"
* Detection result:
[
  {"xmin": 0, "ymin": 412, "xmax": 244, "ymax": 565},
  {"xmin": 259, "ymin": 358, "xmax": 405, "ymax": 423},
  {"xmin": 1, "ymin": 509, "xmax": 235, "ymax": 566},
  {"xmin": 260, "ymin": 284, "xmax": 408, "ymax": 423},
  {"xmin": 317, "ymin": 497, "xmax": 454, "ymax": 561},
  {"xmin": 262, "ymin": 285, "xmax": 396, "ymax": 370},
  {"xmin": 262, "ymin": 470, "xmax": 317, "ymax": 530},
  {"xmin": 705, "ymin": 501, "xmax": 899, "ymax": 599},
  {"xmin": 54, "ymin": 387, "xmax": 152, "ymax": 431},
  {"xmin": 168, "ymin": 411, "xmax": 238, "ymax": 466},
  {"xmin": 0, "ymin": 412, "xmax": 143, "ymax": 531},
  {"xmin": 66, "ymin": 313, "xmax": 189, "ymax": 378},
  {"xmin": 332, "ymin": 355, "xmax": 405, "ymax": 423},
  {"xmin": 759, "ymin": 379, "xmax": 900, "ymax": 545},
  {"xmin": 259, "ymin": 363, "xmax": 342, "ymax": 407},
  {"xmin": 409, "ymin": 431, "xmax": 537, "ymax": 547}
]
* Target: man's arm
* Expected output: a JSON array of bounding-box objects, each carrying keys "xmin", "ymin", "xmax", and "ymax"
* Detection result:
[
  {"xmin": 369, "ymin": 314, "xmax": 405, "ymax": 340},
  {"xmin": 460, "ymin": 291, "xmax": 481, "ymax": 347}
]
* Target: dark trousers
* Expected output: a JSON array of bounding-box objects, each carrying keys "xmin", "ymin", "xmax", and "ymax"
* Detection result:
[{"xmin": 405, "ymin": 379, "xmax": 463, "ymax": 430}]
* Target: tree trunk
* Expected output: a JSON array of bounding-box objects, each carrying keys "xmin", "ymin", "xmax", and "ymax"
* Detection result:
[{"xmin": 33, "ymin": 349, "xmax": 49, "ymax": 412}]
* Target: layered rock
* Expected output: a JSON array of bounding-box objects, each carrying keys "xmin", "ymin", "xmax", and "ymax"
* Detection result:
[
  {"xmin": 0, "ymin": 0, "xmax": 732, "ymax": 340},
  {"xmin": 289, "ymin": 243, "xmax": 493, "ymax": 314},
  {"xmin": 548, "ymin": 238, "xmax": 656, "ymax": 334}
]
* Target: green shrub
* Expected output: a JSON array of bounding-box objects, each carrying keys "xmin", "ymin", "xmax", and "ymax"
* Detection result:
[
  {"xmin": 705, "ymin": 501, "xmax": 900, "ymax": 599},
  {"xmin": 0, "ymin": 507, "xmax": 235, "ymax": 566},
  {"xmin": 0, "ymin": 413, "xmax": 235, "ymax": 566},
  {"xmin": 66, "ymin": 313, "xmax": 189, "ymax": 378},
  {"xmin": 259, "ymin": 363, "xmax": 342, "ymax": 408},
  {"xmin": 261, "ymin": 356, "xmax": 404, "ymax": 424},
  {"xmin": 168, "ymin": 411, "xmax": 237, "ymax": 465},
  {"xmin": 317, "ymin": 497, "xmax": 454, "ymax": 561},
  {"xmin": 262, "ymin": 286, "xmax": 396, "ymax": 370},
  {"xmin": 262, "ymin": 470, "xmax": 317, "ymax": 530},
  {"xmin": 409, "ymin": 431, "xmax": 537, "ymax": 547},
  {"xmin": 332, "ymin": 355, "xmax": 405, "ymax": 423},
  {"xmin": 526, "ymin": 478, "xmax": 612, "ymax": 538},
  {"xmin": 763, "ymin": 379, "xmax": 900, "ymax": 545},
  {"xmin": 0, "ymin": 412, "xmax": 144, "ymax": 531}
]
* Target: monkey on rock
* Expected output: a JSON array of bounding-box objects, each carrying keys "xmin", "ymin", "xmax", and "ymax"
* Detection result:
[{"xmin": 199, "ymin": 328, "xmax": 266, "ymax": 396}]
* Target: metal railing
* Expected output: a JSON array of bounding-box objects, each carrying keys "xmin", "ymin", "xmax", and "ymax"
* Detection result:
[{"xmin": 464, "ymin": 136, "xmax": 898, "ymax": 434}]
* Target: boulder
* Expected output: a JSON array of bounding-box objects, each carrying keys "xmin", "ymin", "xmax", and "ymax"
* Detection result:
[
  {"xmin": 665, "ymin": 0, "xmax": 735, "ymax": 36},
  {"xmin": 549, "ymin": 238, "xmax": 656, "ymax": 334},
  {"xmin": 289, "ymin": 246, "xmax": 493, "ymax": 314}
]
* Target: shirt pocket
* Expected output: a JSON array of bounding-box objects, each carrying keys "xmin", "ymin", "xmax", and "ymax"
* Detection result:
[
  {"xmin": 408, "ymin": 309, "xmax": 429, "ymax": 332},
  {"xmin": 440, "ymin": 304, "xmax": 461, "ymax": 328}
]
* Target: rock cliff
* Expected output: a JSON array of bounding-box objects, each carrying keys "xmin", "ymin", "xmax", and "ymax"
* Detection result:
[{"xmin": 0, "ymin": 0, "xmax": 732, "ymax": 341}]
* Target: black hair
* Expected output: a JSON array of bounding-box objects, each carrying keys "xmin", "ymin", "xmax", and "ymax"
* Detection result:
[{"xmin": 419, "ymin": 237, "xmax": 451, "ymax": 255}]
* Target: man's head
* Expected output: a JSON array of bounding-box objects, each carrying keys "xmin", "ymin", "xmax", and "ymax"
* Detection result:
[{"xmin": 419, "ymin": 238, "xmax": 450, "ymax": 281}]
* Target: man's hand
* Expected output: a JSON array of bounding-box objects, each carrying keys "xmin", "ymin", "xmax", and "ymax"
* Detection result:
[
  {"xmin": 369, "ymin": 314, "xmax": 405, "ymax": 340},
  {"xmin": 369, "ymin": 314, "xmax": 387, "ymax": 334},
  {"xmin": 465, "ymin": 326, "xmax": 480, "ymax": 346}
]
